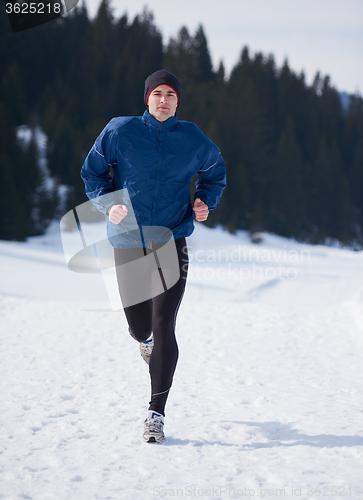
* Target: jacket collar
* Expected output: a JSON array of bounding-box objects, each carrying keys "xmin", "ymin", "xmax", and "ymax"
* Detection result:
[{"xmin": 142, "ymin": 110, "xmax": 178, "ymax": 131}]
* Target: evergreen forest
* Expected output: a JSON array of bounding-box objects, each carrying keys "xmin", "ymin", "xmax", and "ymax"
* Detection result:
[{"xmin": 1, "ymin": 0, "xmax": 362, "ymax": 247}]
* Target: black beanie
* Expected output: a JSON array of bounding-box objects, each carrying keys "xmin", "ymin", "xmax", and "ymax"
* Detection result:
[{"xmin": 144, "ymin": 69, "xmax": 182, "ymax": 107}]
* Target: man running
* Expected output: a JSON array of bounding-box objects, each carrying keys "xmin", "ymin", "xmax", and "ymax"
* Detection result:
[{"xmin": 81, "ymin": 69, "xmax": 226, "ymax": 442}]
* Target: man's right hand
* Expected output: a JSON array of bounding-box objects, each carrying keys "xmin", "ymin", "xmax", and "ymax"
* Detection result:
[{"xmin": 108, "ymin": 204, "xmax": 128, "ymax": 224}]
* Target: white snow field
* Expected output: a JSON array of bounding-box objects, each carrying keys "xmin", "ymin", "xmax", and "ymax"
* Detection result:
[{"xmin": 1, "ymin": 221, "xmax": 363, "ymax": 500}]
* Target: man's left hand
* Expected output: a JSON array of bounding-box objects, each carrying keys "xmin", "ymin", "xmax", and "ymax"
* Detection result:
[{"xmin": 193, "ymin": 198, "xmax": 209, "ymax": 222}]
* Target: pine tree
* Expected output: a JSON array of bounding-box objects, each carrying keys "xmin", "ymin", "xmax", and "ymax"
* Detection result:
[
  {"xmin": 164, "ymin": 26, "xmax": 195, "ymax": 84},
  {"xmin": 269, "ymin": 116, "xmax": 306, "ymax": 237},
  {"xmin": 193, "ymin": 25, "xmax": 215, "ymax": 83}
]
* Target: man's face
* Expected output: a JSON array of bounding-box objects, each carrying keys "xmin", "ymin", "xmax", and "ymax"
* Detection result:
[{"xmin": 147, "ymin": 84, "xmax": 178, "ymax": 122}]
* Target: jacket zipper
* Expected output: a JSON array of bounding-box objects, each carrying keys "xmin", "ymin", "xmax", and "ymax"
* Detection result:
[{"xmin": 151, "ymin": 124, "xmax": 163, "ymax": 224}]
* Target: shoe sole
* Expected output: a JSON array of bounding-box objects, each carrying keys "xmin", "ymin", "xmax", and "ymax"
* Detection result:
[
  {"xmin": 141, "ymin": 353, "xmax": 151, "ymax": 365},
  {"xmin": 143, "ymin": 435, "xmax": 165, "ymax": 443},
  {"xmin": 143, "ymin": 436, "xmax": 165, "ymax": 443}
]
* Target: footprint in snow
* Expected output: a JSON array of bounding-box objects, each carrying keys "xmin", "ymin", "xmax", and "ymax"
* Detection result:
[
  {"xmin": 60, "ymin": 394, "xmax": 75, "ymax": 401},
  {"xmin": 70, "ymin": 475, "xmax": 83, "ymax": 482}
]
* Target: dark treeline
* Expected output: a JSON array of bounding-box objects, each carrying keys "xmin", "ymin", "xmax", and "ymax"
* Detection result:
[{"xmin": 1, "ymin": 0, "xmax": 362, "ymax": 246}]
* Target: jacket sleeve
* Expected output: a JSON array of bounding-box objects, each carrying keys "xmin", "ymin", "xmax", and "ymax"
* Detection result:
[
  {"xmin": 80, "ymin": 126, "xmax": 118, "ymax": 215},
  {"xmin": 194, "ymin": 145, "xmax": 227, "ymax": 210}
]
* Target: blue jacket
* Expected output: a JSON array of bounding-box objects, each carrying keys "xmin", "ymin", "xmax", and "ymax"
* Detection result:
[{"xmin": 81, "ymin": 110, "xmax": 226, "ymax": 248}]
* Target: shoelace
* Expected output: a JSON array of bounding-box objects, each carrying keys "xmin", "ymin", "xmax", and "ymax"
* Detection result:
[
  {"xmin": 142, "ymin": 339, "xmax": 154, "ymax": 355},
  {"xmin": 147, "ymin": 415, "xmax": 164, "ymax": 433}
]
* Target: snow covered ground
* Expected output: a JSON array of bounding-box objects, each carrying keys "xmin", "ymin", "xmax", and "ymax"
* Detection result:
[{"xmin": 1, "ymin": 221, "xmax": 363, "ymax": 500}]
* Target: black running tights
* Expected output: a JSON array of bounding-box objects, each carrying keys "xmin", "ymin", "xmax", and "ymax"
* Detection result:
[{"xmin": 114, "ymin": 238, "xmax": 188, "ymax": 416}]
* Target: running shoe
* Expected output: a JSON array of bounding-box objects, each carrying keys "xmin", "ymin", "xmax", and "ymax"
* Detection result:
[
  {"xmin": 143, "ymin": 410, "xmax": 165, "ymax": 443},
  {"xmin": 140, "ymin": 336, "xmax": 154, "ymax": 365}
]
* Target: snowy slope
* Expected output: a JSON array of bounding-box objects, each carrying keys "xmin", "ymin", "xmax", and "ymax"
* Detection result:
[{"xmin": 1, "ymin": 222, "xmax": 363, "ymax": 500}]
